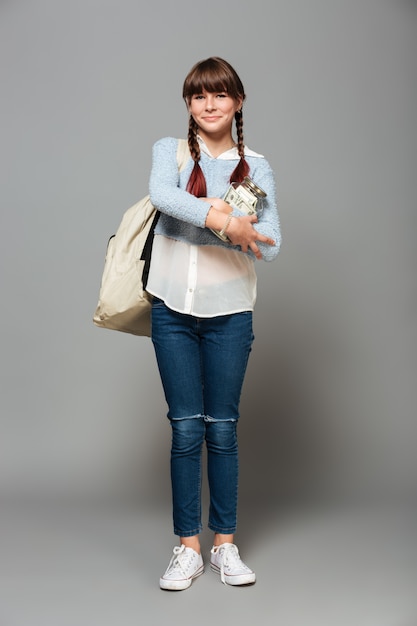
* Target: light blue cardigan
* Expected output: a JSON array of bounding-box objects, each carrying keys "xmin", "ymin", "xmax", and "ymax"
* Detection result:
[{"xmin": 149, "ymin": 137, "xmax": 281, "ymax": 262}]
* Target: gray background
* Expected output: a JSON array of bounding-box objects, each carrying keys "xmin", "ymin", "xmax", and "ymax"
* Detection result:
[{"xmin": 0, "ymin": 1, "xmax": 416, "ymax": 625}]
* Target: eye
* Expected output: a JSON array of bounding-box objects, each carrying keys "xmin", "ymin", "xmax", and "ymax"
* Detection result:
[
  {"xmin": 216, "ymin": 93, "xmax": 227, "ymax": 98},
  {"xmin": 193, "ymin": 94, "xmax": 205, "ymax": 100}
]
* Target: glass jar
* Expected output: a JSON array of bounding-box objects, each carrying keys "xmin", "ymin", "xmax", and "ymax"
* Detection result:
[
  {"xmin": 211, "ymin": 176, "xmax": 267, "ymax": 242},
  {"xmin": 223, "ymin": 176, "xmax": 267, "ymax": 216}
]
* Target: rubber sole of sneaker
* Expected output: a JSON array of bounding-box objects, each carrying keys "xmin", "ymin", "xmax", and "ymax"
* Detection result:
[
  {"xmin": 210, "ymin": 563, "xmax": 256, "ymax": 586},
  {"xmin": 159, "ymin": 565, "xmax": 204, "ymax": 591}
]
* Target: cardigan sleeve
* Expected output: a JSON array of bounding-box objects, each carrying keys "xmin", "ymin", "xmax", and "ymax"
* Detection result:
[
  {"xmin": 247, "ymin": 158, "xmax": 282, "ymax": 262},
  {"xmin": 149, "ymin": 137, "xmax": 210, "ymax": 228}
]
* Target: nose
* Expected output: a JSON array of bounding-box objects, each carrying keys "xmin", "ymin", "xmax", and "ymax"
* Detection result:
[{"xmin": 205, "ymin": 95, "xmax": 216, "ymax": 110}]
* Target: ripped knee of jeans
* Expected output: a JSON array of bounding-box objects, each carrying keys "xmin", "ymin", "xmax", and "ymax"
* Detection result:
[
  {"xmin": 204, "ymin": 416, "xmax": 238, "ymax": 451},
  {"xmin": 203, "ymin": 415, "xmax": 237, "ymax": 423},
  {"xmin": 170, "ymin": 414, "xmax": 205, "ymax": 454},
  {"xmin": 170, "ymin": 413, "xmax": 205, "ymax": 423}
]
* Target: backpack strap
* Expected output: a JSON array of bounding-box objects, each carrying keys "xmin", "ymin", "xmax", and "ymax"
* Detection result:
[
  {"xmin": 176, "ymin": 137, "xmax": 190, "ymax": 172},
  {"xmin": 141, "ymin": 139, "xmax": 190, "ymax": 288}
]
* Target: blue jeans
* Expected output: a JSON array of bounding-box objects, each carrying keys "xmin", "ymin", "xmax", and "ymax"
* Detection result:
[{"xmin": 151, "ymin": 298, "xmax": 254, "ymax": 537}]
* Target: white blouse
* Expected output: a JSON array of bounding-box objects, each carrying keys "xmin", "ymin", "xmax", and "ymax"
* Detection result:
[{"xmin": 146, "ymin": 139, "xmax": 258, "ymax": 317}]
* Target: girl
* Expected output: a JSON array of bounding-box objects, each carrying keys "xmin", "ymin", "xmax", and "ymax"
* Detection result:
[{"xmin": 147, "ymin": 57, "xmax": 281, "ymax": 590}]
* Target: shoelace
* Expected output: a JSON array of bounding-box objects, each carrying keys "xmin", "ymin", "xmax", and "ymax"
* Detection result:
[
  {"xmin": 213, "ymin": 544, "xmax": 245, "ymax": 584},
  {"xmin": 166, "ymin": 545, "xmax": 193, "ymax": 577}
]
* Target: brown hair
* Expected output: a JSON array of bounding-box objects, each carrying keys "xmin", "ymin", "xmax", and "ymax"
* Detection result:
[{"xmin": 182, "ymin": 57, "xmax": 250, "ymax": 197}]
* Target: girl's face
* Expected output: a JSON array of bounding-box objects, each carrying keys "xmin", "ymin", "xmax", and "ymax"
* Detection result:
[{"xmin": 188, "ymin": 89, "xmax": 242, "ymax": 139}]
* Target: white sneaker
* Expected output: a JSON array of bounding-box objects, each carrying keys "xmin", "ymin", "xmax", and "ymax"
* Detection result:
[
  {"xmin": 160, "ymin": 545, "xmax": 204, "ymax": 590},
  {"xmin": 210, "ymin": 543, "xmax": 256, "ymax": 586}
]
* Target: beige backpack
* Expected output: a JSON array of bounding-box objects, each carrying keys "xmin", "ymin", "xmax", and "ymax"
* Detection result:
[{"xmin": 93, "ymin": 139, "xmax": 189, "ymax": 336}]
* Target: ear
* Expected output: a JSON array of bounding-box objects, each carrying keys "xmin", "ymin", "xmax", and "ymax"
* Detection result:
[{"xmin": 235, "ymin": 96, "xmax": 243, "ymax": 112}]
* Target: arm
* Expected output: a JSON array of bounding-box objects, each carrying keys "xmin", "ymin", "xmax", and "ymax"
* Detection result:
[
  {"xmin": 245, "ymin": 159, "xmax": 281, "ymax": 262},
  {"xmin": 149, "ymin": 137, "xmax": 211, "ymax": 227},
  {"xmin": 205, "ymin": 159, "xmax": 281, "ymax": 261},
  {"xmin": 204, "ymin": 206, "xmax": 275, "ymax": 260},
  {"xmin": 149, "ymin": 138, "xmax": 280, "ymax": 261}
]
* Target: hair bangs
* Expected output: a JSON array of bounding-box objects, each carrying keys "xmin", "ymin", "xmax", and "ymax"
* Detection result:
[{"xmin": 183, "ymin": 57, "xmax": 245, "ymax": 103}]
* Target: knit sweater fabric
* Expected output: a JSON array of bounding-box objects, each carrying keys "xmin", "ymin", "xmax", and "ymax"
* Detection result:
[{"xmin": 149, "ymin": 137, "xmax": 281, "ymax": 262}]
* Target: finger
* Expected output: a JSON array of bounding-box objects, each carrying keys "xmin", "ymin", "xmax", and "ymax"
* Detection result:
[
  {"xmin": 254, "ymin": 231, "xmax": 275, "ymax": 246},
  {"xmin": 250, "ymin": 242, "xmax": 262, "ymax": 259}
]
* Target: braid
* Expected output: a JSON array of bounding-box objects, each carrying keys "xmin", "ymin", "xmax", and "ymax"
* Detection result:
[
  {"xmin": 235, "ymin": 110, "xmax": 245, "ymax": 160},
  {"xmin": 187, "ymin": 116, "xmax": 200, "ymax": 163},
  {"xmin": 186, "ymin": 116, "xmax": 207, "ymax": 197},
  {"xmin": 230, "ymin": 109, "xmax": 250, "ymax": 184}
]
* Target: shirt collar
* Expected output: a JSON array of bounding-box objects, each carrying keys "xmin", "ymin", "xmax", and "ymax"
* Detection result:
[{"xmin": 197, "ymin": 135, "xmax": 263, "ymax": 160}]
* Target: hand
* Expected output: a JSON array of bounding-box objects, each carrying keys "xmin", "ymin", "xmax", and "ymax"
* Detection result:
[
  {"xmin": 205, "ymin": 205, "xmax": 275, "ymax": 259},
  {"xmin": 226, "ymin": 215, "xmax": 275, "ymax": 260}
]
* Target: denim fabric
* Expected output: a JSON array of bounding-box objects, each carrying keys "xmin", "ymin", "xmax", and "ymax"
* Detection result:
[{"xmin": 151, "ymin": 298, "xmax": 254, "ymax": 537}]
